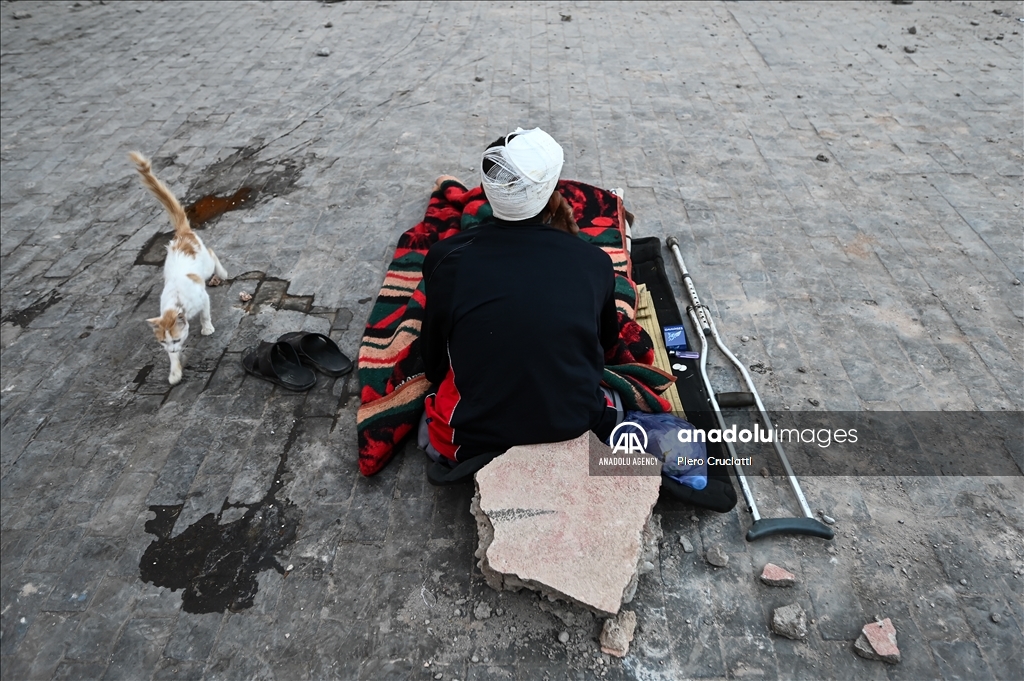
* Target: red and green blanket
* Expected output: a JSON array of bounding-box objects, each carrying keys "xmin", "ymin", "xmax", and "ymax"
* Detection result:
[{"xmin": 356, "ymin": 180, "xmax": 675, "ymax": 476}]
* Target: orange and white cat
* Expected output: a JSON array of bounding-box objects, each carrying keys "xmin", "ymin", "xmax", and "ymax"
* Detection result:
[{"xmin": 130, "ymin": 152, "xmax": 228, "ymax": 385}]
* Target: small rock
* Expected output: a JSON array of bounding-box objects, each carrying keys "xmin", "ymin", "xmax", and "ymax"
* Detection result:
[
  {"xmin": 473, "ymin": 602, "xmax": 492, "ymax": 620},
  {"xmin": 12, "ymin": 11, "xmax": 31, "ymax": 19},
  {"xmin": 760, "ymin": 467, "xmax": 770, "ymax": 477},
  {"xmin": 560, "ymin": 13, "xmax": 571, "ymax": 21},
  {"xmin": 453, "ymin": 608, "xmax": 461, "ymax": 617},
  {"xmin": 740, "ymin": 335, "xmax": 750, "ymax": 343},
  {"xmin": 971, "ymin": 20, "xmax": 980, "ymax": 26},
  {"xmin": 639, "ymin": 561, "xmax": 655, "ymax": 575},
  {"xmin": 959, "ymin": 578, "xmax": 967, "ymax": 586},
  {"xmin": 815, "ymin": 153, "xmax": 830, "ymax": 162},
  {"xmin": 238, "ymin": 291, "xmax": 253, "ymax": 302},
  {"xmin": 854, "ymin": 618, "xmax": 900, "ymax": 664},
  {"xmin": 808, "ymin": 398, "xmax": 820, "ymax": 407},
  {"xmin": 797, "ymin": 366, "xmax": 808, "ymax": 373},
  {"xmin": 680, "ymin": 535, "xmax": 694, "ymax": 553},
  {"xmin": 908, "ymin": 26, "xmax": 917, "ymax": 34},
  {"xmin": 474, "ymin": 76, "xmax": 484, "ymax": 82},
  {"xmin": 471, "ymin": 655, "xmax": 479, "ymax": 663},
  {"xmin": 877, "ymin": 43, "xmax": 887, "ymax": 49},
  {"xmin": 990, "ymin": 612, "xmax": 1001, "ymax": 623},
  {"xmin": 435, "ymin": 674, "xmax": 443, "ymax": 680},
  {"xmin": 706, "ymin": 545, "xmax": 729, "ymax": 568},
  {"xmin": 324, "ymin": 21, "xmax": 333, "ymax": 27},
  {"xmin": 599, "ymin": 610, "xmax": 636, "ymax": 657},
  {"xmin": 904, "ymin": 46, "xmax": 917, "ymax": 53},
  {"xmin": 760, "ymin": 563, "xmax": 797, "ymax": 587},
  {"xmin": 316, "ymin": 48, "xmax": 331, "ymax": 57},
  {"xmin": 1013, "ymin": 279, "xmax": 1021, "ymax": 286},
  {"xmin": 495, "ymin": 608, "xmax": 503, "ymax": 617},
  {"xmin": 771, "ymin": 604, "xmax": 808, "ymax": 640},
  {"xmin": 822, "ymin": 514, "xmax": 836, "ymax": 525},
  {"xmin": 558, "ymin": 631, "xmax": 570, "ymax": 643}
]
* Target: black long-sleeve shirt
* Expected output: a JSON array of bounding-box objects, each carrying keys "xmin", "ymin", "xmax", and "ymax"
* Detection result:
[{"xmin": 421, "ymin": 218, "xmax": 618, "ymax": 459}]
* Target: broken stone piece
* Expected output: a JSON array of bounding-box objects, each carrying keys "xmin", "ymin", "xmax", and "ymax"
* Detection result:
[
  {"xmin": 706, "ymin": 544, "xmax": 729, "ymax": 567},
  {"xmin": 771, "ymin": 604, "xmax": 808, "ymax": 640},
  {"xmin": 473, "ymin": 602, "xmax": 492, "ymax": 620},
  {"xmin": 854, "ymin": 618, "xmax": 900, "ymax": 664},
  {"xmin": 760, "ymin": 563, "xmax": 796, "ymax": 587},
  {"xmin": 599, "ymin": 610, "xmax": 637, "ymax": 658},
  {"xmin": 472, "ymin": 432, "xmax": 661, "ymax": 616},
  {"xmin": 680, "ymin": 535, "xmax": 694, "ymax": 553}
]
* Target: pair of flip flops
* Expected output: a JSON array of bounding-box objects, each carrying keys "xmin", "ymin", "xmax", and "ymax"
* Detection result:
[{"xmin": 242, "ymin": 332, "xmax": 352, "ymax": 391}]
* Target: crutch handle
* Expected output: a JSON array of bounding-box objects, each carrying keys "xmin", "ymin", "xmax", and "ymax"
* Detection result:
[
  {"xmin": 716, "ymin": 391, "xmax": 756, "ymax": 408},
  {"xmin": 746, "ymin": 517, "xmax": 834, "ymax": 541}
]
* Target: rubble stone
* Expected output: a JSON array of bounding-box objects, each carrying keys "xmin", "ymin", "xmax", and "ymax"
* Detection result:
[
  {"xmin": 599, "ymin": 610, "xmax": 637, "ymax": 657},
  {"xmin": 473, "ymin": 602, "xmax": 492, "ymax": 620},
  {"xmin": 706, "ymin": 544, "xmax": 729, "ymax": 567},
  {"xmin": 760, "ymin": 563, "xmax": 796, "ymax": 587},
  {"xmin": 770, "ymin": 604, "xmax": 808, "ymax": 640},
  {"xmin": 472, "ymin": 432, "xmax": 661, "ymax": 616},
  {"xmin": 854, "ymin": 618, "xmax": 900, "ymax": 664}
]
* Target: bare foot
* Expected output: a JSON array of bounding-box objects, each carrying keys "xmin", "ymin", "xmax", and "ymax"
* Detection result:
[
  {"xmin": 208, "ymin": 276, "xmax": 222, "ymax": 287},
  {"xmin": 433, "ymin": 175, "xmax": 462, "ymax": 192}
]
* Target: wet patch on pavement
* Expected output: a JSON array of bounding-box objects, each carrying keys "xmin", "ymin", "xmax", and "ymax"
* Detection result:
[{"xmin": 139, "ymin": 435, "xmax": 303, "ymax": 614}]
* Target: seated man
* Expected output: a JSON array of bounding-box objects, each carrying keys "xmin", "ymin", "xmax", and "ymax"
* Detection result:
[{"xmin": 420, "ymin": 127, "xmax": 622, "ymax": 464}]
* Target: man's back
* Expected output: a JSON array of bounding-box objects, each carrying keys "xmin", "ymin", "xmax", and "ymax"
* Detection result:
[{"xmin": 422, "ymin": 219, "xmax": 618, "ymax": 460}]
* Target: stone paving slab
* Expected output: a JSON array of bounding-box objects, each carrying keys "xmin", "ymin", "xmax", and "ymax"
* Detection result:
[{"xmin": 1, "ymin": 1, "xmax": 1022, "ymax": 679}]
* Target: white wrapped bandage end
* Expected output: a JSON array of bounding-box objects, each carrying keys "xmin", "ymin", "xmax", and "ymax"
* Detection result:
[{"xmin": 481, "ymin": 127, "xmax": 564, "ymax": 221}]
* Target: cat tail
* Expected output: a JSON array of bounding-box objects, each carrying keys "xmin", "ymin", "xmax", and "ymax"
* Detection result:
[{"xmin": 129, "ymin": 151, "xmax": 192, "ymax": 237}]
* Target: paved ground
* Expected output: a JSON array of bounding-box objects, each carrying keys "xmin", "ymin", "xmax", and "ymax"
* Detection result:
[{"xmin": 1, "ymin": 1, "xmax": 1022, "ymax": 679}]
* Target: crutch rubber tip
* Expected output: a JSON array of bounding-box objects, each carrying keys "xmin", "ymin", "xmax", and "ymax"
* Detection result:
[
  {"xmin": 666, "ymin": 236, "xmax": 679, "ymax": 248},
  {"xmin": 745, "ymin": 517, "xmax": 835, "ymax": 541}
]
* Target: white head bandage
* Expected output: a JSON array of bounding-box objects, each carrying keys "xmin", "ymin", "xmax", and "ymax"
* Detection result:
[{"xmin": 480, "ymin": 127, "xmax": 564, "ymax": 221}]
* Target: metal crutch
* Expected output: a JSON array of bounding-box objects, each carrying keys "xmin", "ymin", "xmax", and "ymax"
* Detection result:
[{"xmin": 665, "ymin": 237, "xmax": 833, "ymax": 541}]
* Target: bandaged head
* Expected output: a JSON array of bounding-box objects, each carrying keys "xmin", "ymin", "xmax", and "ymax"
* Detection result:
[{"xmin": 480, "ymin": 127, "xmax": 564, "ymax": 221}]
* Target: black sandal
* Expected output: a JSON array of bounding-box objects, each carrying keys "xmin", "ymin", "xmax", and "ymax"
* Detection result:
[
  {"xmin": 242, "ymin": 341, "xmax": 317, "ymax": 391},
  {"xmin": 277, "ymin": 332, "xmax": 353, "ymax": 377}
]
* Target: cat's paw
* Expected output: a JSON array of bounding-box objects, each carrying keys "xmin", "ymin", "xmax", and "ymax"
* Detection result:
[
  {"xmin": 201, "ymin": 324, "xmax": 215, "ymax": 336},
  {"xmin": 168, "ymin": 369, "xmax": 182, "ymax": 385},
  {"xmin": 208, "ymin": 276, "xmax": 222, "ymax": 287}
]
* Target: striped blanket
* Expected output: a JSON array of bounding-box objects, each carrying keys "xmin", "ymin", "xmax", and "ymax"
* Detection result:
[{"xmin": 356, "ymin": 180, "xmax": 674, "ymax": 476}]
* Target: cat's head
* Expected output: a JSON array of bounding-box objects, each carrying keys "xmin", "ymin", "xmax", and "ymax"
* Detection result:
[{"xmin": 147, "ymin": 309, "xmax": 188, "ymax": 353}]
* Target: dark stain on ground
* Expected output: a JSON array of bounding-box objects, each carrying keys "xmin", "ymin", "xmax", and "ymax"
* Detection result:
[
  {"xmin": 1, "ymin": 290, "xmax": 63, "ymax": 328},
  {"xmin": 133, "ymin": 364, "xmax": 154, "ymax": 385},
  {"xmin": 185, "ymin": 187, "xmax": 253, "ymax": 228},
  {"xmin": 135, "ymin": 144, "xmax": 309, "ymax": 266},
  {"xmin": 139, "ymin": 432, "xmax": 302, "ymax": 614}
]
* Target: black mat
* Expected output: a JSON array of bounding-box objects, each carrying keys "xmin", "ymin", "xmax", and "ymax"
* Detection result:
[{"xmin": 631, "ymin": 236, "xmax": 738, "ymax": 513}]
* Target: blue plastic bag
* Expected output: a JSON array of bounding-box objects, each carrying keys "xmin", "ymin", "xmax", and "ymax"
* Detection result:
[{"xmin": 616, "ymin": 412, "xmax": 708, "ymax": 489}]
